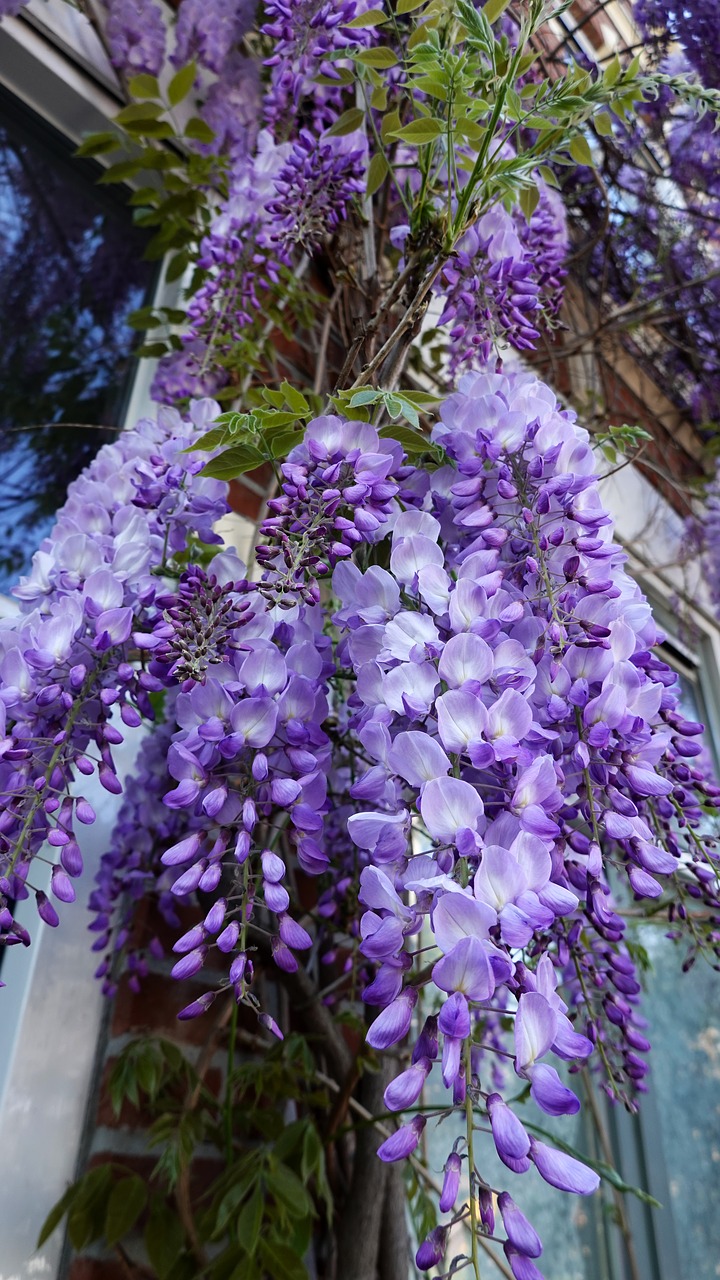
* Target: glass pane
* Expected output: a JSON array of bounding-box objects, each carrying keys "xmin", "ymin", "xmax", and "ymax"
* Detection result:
[
  {"xmin": 633, "ymin": 923, "xmax": 720, "ymax": 1279},
  {"xmin": 0, "ymin": 87, "xmax": 155, "ymax": 590}
]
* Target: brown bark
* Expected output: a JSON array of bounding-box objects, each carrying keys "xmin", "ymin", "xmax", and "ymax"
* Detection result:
[
  {"xmin": 334, "ymin": 1065, "xmax": 391, "ymax": 1280},
  {"xmin": 378, "ymin": 1161, "xmax": 411, "ymax": 1280}
]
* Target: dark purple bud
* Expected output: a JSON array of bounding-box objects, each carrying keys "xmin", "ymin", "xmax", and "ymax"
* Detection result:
[
  {"xmin": 412, "ymin": 1015, "xmax": 439, "ymax": 1063},
  {"xmin": 217, "ymin": 921, "xmax": 240, "ymax": 953},
  {"xmin": 51, "ymin": 867, "xmax": 76, "ymax": 904},
  {"xmin": 503, "ymin": 1245, "xmax": 545, "ymax": 1280},
  {"xmin": 75, "ymin": 798, "xmax": 96, "ymax": 825},
  {"xmin": 36, "ymin": 891, "xmax": 59, "ymax": 927},
  {"xmin": 498, "ymin": 1192, "xmax": 542, "ymax": 1257},
  {"xmin": 439, "ymin": 1151, "xmax": 462, "ymax": 1212},
  {"xmin": 261, "ymin": 849, "xmax": 285, "ymax": 883},
  {"xmin": 479, "ymin": 1186, "xmax": 495, "ymax": 1233},
  {"xmin": 171, "ymin": 946, "xmax": 207, "ymax": 980},
  {"xmin": 384, "ymin": 1061, "xmax": 429, "ymax": 1112},
  {"xmin": 488, "ymin": 1093, "xmax": 531, "ymax": 1166},
  {"xmin": 258, "ymin": 1012, "xmax": 284, "ymax": 1040},
  {"xmin": 204, "ymin": 898, "xmax": 226, "ymax": 934},
  {"xmin": 279, "ymin": 915, "xmax": 312, "ymax": 950},
  {"xmin": 271, "ymin": 937, "xmax": 298, "ymax": 973},
  {"xmin": 367, "ymin": 988, "xmax": 417, "ymax": 1050},
  {"xmin": 530, "ymin": 1138, "xmax": 600, "ymax": 1194},
  {"xmin": 377, "ymin": 1115, "xmax": 425, "ymax": 1163},
  {"xmin": 416, "ymin": 1227, "xmax": 447, "ymax": 1271},
  {"xmin": 178, "ymin": 991, "xmax": 216, "ymax": 1020},
  {"xmin": 61, "ymin": 841, "xmax": 84, "ymax": 878},
  {"xmin": 162, "ymin": 832, "xmax": 203, "ymax": 867},
  {"xmin": 98, "ymin": 764, "xmax": 122, "ymax": 795}
]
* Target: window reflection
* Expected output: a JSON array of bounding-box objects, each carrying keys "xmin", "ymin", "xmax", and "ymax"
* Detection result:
[{"xmin": 0, "ymin": 87, "xmax": 155, "ymax": 589}]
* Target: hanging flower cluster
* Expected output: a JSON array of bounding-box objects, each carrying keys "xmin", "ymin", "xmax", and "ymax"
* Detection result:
[
  {"xmin": 0, "ymin": 400, "xmax": 227, "ymax": 943},
  {"xmin": 10, "ymin": 370, "xmax": 710, "ymax": 1273},
  {"xmin": 438, "ymin": 184, "xmax": 569, "ymax": 370}
]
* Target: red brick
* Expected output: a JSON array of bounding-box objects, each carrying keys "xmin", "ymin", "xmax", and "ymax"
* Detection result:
[{"xmin": 68, "ymin": 1260, "xmax": 126, "ymax": 1280}]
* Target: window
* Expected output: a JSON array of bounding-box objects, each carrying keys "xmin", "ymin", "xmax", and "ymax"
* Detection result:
[
  {"xmin": 0, "ymin": 17, "xmax": 162, "ymax": 1277},
  {"xmin": 0, "ymin": 84, "xmax": 156, "ymax": 589}
]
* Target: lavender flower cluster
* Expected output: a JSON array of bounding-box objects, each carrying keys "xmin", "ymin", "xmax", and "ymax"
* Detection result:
[
  {"xmin": 0, "ymin": 400, "xmax": 228, "ymax": 943},
  {"xmin": 27, "ymin": 371, "xmax": 711, "ymax": 1275},
  {"xmin": 438, "ymin": 183, "xmax": 568, "ymax": 372}
]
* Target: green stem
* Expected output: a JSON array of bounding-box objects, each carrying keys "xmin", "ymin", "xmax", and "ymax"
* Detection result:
[
  {"xmin": 224, "ymin": 1000, "xmax": 238, "ymax": 1165},
  {"xmin": 465, "ymin": 1045, "xmax": 482, "ymax": 1280}
]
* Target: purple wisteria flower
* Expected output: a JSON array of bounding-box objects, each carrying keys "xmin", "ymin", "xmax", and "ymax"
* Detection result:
[
  {"xmin": 0, "ymin": 399, "xmax": 228, "ymax": 943},
  {"xmin": 437, "ymin": 179, "xmax": 568, "ymax": 370},
  {"xmin": 104, "ymin": 0, "xmax": 167, "ymax": 77},
  {"xmin": 172, "ymin": 0, "xmax": 255, "ymax": 73}
]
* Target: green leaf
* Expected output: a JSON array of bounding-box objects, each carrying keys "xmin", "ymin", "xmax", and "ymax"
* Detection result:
[
  {"xmin": 604, "ymin": 54, "xmax": 622, "ymax": 87},
  {"xmin": 391, "ymin": 118, "xmax": 444, "ymax": 144},
  {"xmin": 569, "ymin": 134, "xmax": 594, "ymax": 166},
  {"xmin": 200, "ymin": 446, "xmax": 265, "ymax": 480},
  {"xmin": 182, "ymin": 427, "xmax": 227, "ymax": 452},
  {"xmin": 595, "ymin": 111, "xmax": 614, "ymax": 137},
  {"xmin": 236, "ymin": 1184, "xmax": 263, "ymax": 1255},
  {"xmin": 378, "ymin": 425, "xmax": 430, "ymax": 454},
  {"xmin": 67, "ymin": 1166, "xmax": 114, "ymax": 1251},
  {"xmin": 266, "ymin": 1164, "xmax": 314, "ymax": 1219},
  {"xmin": 394, "ymin": 389, "xmax": 441, "ymax": 407},
  {"xmin": 184, "ymin": 117, "xmax": 216, "ymax": 143},
  {"xmin": 346, "ymin": 7, "xmax": 386, "ymax": 24},
  {"xmin": 370, "ymin": 84, "xmax": 388, "ymax": 110},
  {"xmin": 168, "ymin": 61, "xmax": 197, "ymax": 107},
  {"xmin": 135, "ymin": 342, "xmax": 171, "ymax": 358},
  {"xmin": 37, "ymin": 1183, "xmax": 80, "ymax": 1248},
  {"xmin": 326, "ymin": 107, "xmax": 365, "ymax": 137},
  {"xmin": 279, "ymin": 380, "xmax": 309, "ymax": 413},
  {"xmin": 355, "ymin": 47, "xmax": 399, "ymax": 68},
  {"xmin": 519, "ymin": 184, "xmax": 540, "ymax": 220},
  {"xmin": 105, "ymin": 1175, "xmax": 148, "ymax": 1246},
  {"xmin": 482, "ymin": 0, "xmax": 511, "ymax": 21},
  {"xmin": 75, "ymin": 132, "xmax": 120, "ymax": 158},
  {"xmin": 165, "ymin": 251, "xmax": 190, "ymax": 284},
  {"xmin": 348, "ymin": 388, "xmax": 381, "ymax": 406},
  {"xmin": 97, "ymin": 159, "xmax": 143, "ymax": 185},
  {"xmin": 269, "ymin": 430, "xmax": 302, "ymax": 459},
  {"xmin": 145, "ymin": 1198, "xmax": 185, "ymax": 1279},
  {"xmin": 381, "ymin": 108, "xmax": 402, "ymax": 142},
  {"xmin": 115, "ymin": 102, "xmax": 164, "ymax": 126},
  {"xmin": 259, "ymin": 1239, "xmax": 308, "ymax": 1280},
  {"xmin": 366, "ymin": 151, "xmax": 390, "ymax": 196},
  {"xmin": 123, "ymin": 119, "xmax": 175, "ymax": 139},
  {"xmin": 128, "ymin": 73, "xmax": 160, "ymax": 99},
  {"xmin": 397, "ymin": 0, "xmax": 426, "ymax": 11}
]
